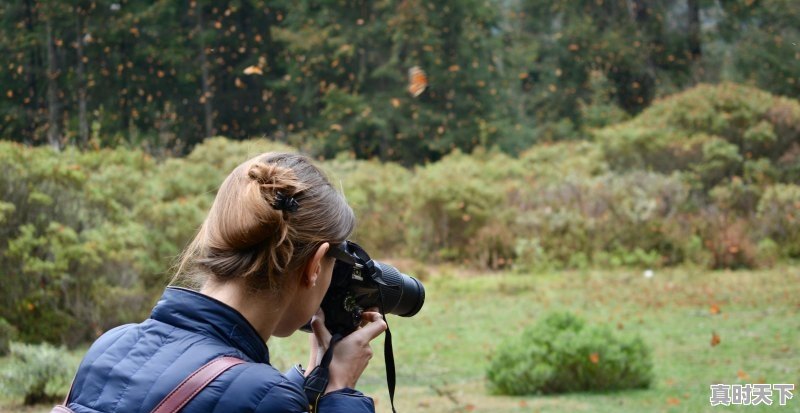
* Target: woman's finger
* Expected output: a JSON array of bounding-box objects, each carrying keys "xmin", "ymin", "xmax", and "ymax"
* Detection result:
[
  {"xmin": 310, "ymin": 309, "xmax": 332, "ymax": 344},
  {"xmin": 351, "ymin": 312, "xmax": 387, "ymax": 342},
  {"xmin": 359, "ymin": 307, "xmax": 380, "ymax": 328}
]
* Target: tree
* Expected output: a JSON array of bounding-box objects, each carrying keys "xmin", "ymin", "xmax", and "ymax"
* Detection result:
[
  {"xmin": 275, "ymin": 0, "xmax": 502, "ymax": 164},
  {"xmin": 717, "ymin": 0, "xmax": 800, "ymax": 98},
  {"xmin": 510, "ymin": 0, "xmax": 706, "ymax": 133}
]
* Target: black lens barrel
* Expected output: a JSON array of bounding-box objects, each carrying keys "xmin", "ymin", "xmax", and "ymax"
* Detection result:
[{"xmin": 374, "ymin": 261, "xmax": 425, "ymax": 317}]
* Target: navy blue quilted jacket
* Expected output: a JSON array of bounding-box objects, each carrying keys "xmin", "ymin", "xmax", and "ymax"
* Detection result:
[{"xmin": 66, "ymin": 287, "xmax": 375, "ymax": 413}]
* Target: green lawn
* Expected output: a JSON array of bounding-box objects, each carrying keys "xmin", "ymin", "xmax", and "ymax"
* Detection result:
[{"xmin": 3, "ymin": 266, "xmax": 799, "ymax": 412}]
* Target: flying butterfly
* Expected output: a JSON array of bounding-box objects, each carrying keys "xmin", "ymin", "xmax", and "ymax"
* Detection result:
[
  {"xmin": 243, "ymin": 65, "xmax": 263, "ymax": 75},
  {"xmin": 407, "ymin": 66, "xmax": 428, "ymax": 98}
]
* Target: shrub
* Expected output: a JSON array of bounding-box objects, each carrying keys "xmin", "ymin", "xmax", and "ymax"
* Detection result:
[
  {"xmin": 597, "ymin": 83, "xmax": 800, "ymax": 185},
  {"xmin": 709, "ymin": 177, "xmax": 762, "ymax": 215},
  {"xmin": 325, "ymin": 156, "xmax": 413, "ymax": 258},
  {"xmin": 0, "ymin": 142, "xmax": 159, "ymax": 344},
  {"xmin": 694, "ymin": 207, "xmax": 757, "ymax": 269},
  {"xmin": 514, "ymin": 171, "xmax": 690, "ymax": 270},
  {"xmin": 487, "ymin": 312, "xmax": 653, "ymax": 395},
  {"xmin": 0, "ymin": 342, "xmax": 75, "ymax": 405},
  {"xmin": 406, "ymin": 150, "xmax": 513, "ymax": 265},
  {"xmin": 757, "ymin": 184, "xmax": 800, "ymax": 258},
  {"xmin": 518, "ymin": 140, "xmax": 608, "ymax": 182}
]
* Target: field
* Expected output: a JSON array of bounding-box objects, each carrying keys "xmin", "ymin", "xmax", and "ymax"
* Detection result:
[{"xmin": 2, "ymin": 265, "xmax": 799, "ymax": 413}]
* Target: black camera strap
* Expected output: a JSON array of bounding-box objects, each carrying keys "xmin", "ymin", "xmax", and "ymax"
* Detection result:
[
  {"xmin": 383, "ymin": 319, "xmax": 398, "ymax": 413},
  {"xmin": 304, "ymin": 333, "xmax": 343, "ymax": 413},
  {"xmin": 378, "ymin": 288, "xmax": 398, "ymax": 413},
  {"xmin": 305, "ymin": 325, "xmax": 397, "ymax": 413}
]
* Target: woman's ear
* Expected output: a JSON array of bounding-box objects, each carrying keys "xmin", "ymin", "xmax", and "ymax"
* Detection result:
[{"xmin": 303, "ymin": 242, "xmax": 330, "ymax": 288}]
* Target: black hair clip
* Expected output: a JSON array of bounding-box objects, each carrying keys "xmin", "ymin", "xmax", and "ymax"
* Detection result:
[{"xmin": 272, "ymin": 192, "xmax": 299, "ymax": 213}]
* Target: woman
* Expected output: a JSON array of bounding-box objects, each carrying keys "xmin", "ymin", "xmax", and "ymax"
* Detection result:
[{"xmin": 64, "ymin": 152, "xmax": 386, "ymax": 412}]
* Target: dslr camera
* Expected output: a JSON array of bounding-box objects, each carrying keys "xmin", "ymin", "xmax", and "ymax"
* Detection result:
[{"xmin": 305, "ymin": 241, "xmax": 425, "ymax": 336}]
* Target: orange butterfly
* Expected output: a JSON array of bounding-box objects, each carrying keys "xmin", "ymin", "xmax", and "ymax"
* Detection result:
[
  {"xmin": 407, "ymin": 66, "xmax": 428, "ymax": 97},
  {"xmin": 243, "ymin": 65, "xmax": 263, "ymax": 75}
]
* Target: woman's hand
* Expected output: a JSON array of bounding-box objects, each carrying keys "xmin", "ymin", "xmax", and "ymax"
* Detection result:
[
  {"xmin": 305, "ymin": 309, "xmax": 332, "ymax": 371},
  {"xmin": 306, "ymin": 308, "xmax": 387, "ymax": 393}
]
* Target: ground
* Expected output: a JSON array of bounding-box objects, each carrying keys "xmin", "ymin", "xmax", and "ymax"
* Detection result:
[{"xmin": 2, "ymin": 265, "xmax": 799, "ymax": 412}]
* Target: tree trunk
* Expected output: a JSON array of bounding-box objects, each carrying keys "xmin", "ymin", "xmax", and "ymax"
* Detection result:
[
  {"xmin": 76, "ymin": 12, "xmax": 89, "ymax": 148},
  {"xmin": 196, "ymin": 7, "xmax": 214, "ymax": 138},
  {"xmin": 618, "ymin": 0, "xmax": 657, "ymax": 113},
  {"xmin": 23, "ymin": 0, "xmax": 40, "ymax": 145},
  {"xmin": 687, "ymin": 0, "xmax": 703, "ymax": 82},
  {"xmin": 46, "ymin": 20, "xmax": 61, "ymax": 151}
]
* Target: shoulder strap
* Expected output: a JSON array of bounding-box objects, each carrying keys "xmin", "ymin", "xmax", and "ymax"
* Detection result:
[
  {"xmin": 150, "ymin": 356, "xmax": 245, "ymax": 413},
  {"xmin": 55, "ymin": 356, "xmax": 244, "ymax": 413}
]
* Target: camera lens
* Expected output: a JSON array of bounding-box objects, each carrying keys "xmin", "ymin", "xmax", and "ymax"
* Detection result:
[{"xmin": 374, "ymin": 261, "xmax": 426, "ymax": 317}]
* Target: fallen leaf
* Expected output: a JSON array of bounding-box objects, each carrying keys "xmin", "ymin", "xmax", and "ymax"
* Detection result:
[
  {"xmin": 711, "ymin": 331, "xmax": 721, "ymax": 347},
  {"xmin": 589, "ymin": 352, "xmax": 600, "ymax": 364},
  {"xmin": 737, "ymin": 369, "xmax": 749, "ymax": 380},
  {"xmin": 667, "ymin": 397, "xmax": 681, "ymax": 406}
]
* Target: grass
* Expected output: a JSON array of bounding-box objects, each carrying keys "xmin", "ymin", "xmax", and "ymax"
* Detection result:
[{"xmin": 2, "ymin": 265, "xmax": 799, "ymax": 412}]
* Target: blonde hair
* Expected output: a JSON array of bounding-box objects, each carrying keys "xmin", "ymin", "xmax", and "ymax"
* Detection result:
[{"xmin": 174, "ymin": 152, "xmax": 355, "ymax": 291}]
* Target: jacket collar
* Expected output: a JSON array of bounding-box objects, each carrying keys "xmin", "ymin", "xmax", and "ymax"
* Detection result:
[{"xmin": 150, "ymin": 287, "xmax": 270, "ymax": 364}]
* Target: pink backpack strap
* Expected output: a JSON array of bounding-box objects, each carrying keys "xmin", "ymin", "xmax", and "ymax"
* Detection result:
[{"xmin": 150, "ymin": 356, "xmax": 245, "ymax": 413}]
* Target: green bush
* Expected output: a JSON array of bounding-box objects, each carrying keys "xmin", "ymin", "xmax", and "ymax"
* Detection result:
[
  {"xmin": 693, "ymin": 207, "xmax": 758, "ymax": 269},
  {"xmin": 757, "ymin": 184, "xmax": 800, "ymax": 258},
  {"xmin": 407, "ymin": 150, "xmax": 515, "ymax": 266},
  {"xmin": 0, "ymin": 342, "xmax": 75, "ymax": 405},
  {"xmin": 514, "ymin": 171, "xmax": 690, "ymax": 270},
  {"xmin": 0, "ymin": 142, "xmax": 160, "ymax": 344},
  {"xmin": 597, "ymin": 83, "xmax": 800, "ymax": 185},
  {"xmin": 487, "ymin": 312, "xmax": 653, "ymax": 395},
  {"xmin": 326, "ymin": 156, "xmax": 413, "ymax": 258}
]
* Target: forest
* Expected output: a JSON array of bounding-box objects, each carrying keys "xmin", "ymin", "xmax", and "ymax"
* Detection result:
[{"xmin": 1, "ymin": 0, "xmax": 797, "ymax": 162}]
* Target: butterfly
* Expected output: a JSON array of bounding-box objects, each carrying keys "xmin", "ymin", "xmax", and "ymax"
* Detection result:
[
  {"xmin": 407, "ymin": 66, "xmax": 428, "ymax": 97},
  {"xmin": 243, "ymin": 65, "xmax": 263, "ymax": 75}
]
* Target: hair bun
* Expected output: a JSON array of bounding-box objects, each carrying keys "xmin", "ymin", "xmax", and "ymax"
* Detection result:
[{"xmin": 247, "ymin": 163, "xmax": 298, "ymax": 193}]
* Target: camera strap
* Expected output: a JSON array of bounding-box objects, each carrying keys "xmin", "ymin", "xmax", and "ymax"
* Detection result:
[
  {"xmin": 383, "ymin": 319, "xmax": 398, "ymax": 413},
  {"xmin": 377, "ymin": 287, "xmax": 398, "ymax": 413},
  {"xmin": 304, "ymin": 333, "xmax": 343, "ymax": 413}
]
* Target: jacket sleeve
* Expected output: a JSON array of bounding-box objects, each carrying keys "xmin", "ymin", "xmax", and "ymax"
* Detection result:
[{"xmin": 279, "ymin": 364, "xmax": 376, "ymax": 413}]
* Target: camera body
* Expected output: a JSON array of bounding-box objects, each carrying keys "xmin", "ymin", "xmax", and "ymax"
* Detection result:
[{"xmin": 308, "ymin": 241, "xmax": 425, "ymax": 336}]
